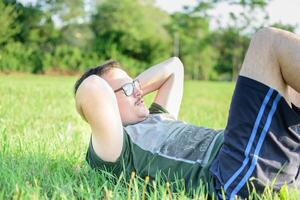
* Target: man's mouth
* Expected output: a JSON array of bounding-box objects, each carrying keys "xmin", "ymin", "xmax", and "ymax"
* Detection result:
[{"xmin": 135, "ymin": 98, "xmax": 144, "ymax": 106}]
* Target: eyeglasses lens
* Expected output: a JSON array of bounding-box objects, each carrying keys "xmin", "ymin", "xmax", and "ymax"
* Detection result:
[{"xmin": 123, "ymin": 84, "xmax": 133, "ymax": 96}]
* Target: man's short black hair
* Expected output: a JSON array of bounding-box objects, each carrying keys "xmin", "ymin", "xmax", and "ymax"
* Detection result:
[{"xmin": 74, "ymin": 60, "xmax": 121, "ymax": 95}]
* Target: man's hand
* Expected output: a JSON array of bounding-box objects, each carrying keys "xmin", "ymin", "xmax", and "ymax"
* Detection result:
[{"xmin": 136, "ymin": 57, "xmax": 184, "ymax": 119}]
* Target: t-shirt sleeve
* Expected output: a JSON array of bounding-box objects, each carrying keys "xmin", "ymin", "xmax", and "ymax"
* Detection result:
[
  {"xmin": 149, "ymin": 102, "xmax": 169, "ymax": 114},
  {"xmin": 85, "ymin": 130, "xmax": 133, "ymax": 176},
  {"xmin": 85, "ymin": 102, "xmax": 169, "ymax": 176}
]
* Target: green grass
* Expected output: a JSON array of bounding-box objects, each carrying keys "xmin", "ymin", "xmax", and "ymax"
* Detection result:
[{"xmin": 0, "ymin": 74, "xmax": 299, "ymax": 199}]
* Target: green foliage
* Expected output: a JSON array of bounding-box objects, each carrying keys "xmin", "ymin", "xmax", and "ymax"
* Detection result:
[
  {"xmin": 0, "ymin": 42, "xmax": 36, "ymax": 72},
  {"xmin": 0, "ymin": 0, "xmax": 298, "ymax": 80},
  {"xmin": 35, "ymin": 0, "xmax": 86, "ymax": 25},
  {"xmin": 167, "ymin": 12, "xmax": 218, "ymax": 80},
  {"xmin": 211, "ymin": 27, "xmax": 250, "ymax": 81},
  {"xmin": 225, "ymin": 0, "xmax": 271, "ymax": 8},
  {"xmin": 60, "ymin": 24, "xmax": 94, "ymax": 48},
  {"xmin": 91, "ymin": 0, "xmax": 172, "ymax": 64},
  {"xmin": 271, "ymin": 22, "xmax": 298, "ymax": 33},
  {"xmin": 5, "ymin": 1, "xmax": 53, "ymax": 44},
  {"xmin": 40, "ymin": 45, "xmax": 102, "ymax": 73},
  {"xmin": 0, "ymin": 1, "xmax": 20, "ymax": 45}
]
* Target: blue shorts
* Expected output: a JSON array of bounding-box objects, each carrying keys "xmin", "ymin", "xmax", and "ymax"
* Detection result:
[{"xmin": 210, "ymin": 76, "xmax": 300, "ymax": 199}]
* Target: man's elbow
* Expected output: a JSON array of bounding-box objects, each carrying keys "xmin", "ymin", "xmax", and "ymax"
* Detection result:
[
  {"xmin": 171, "ymin": 57, "xmax": 184, "ymax": 74},
  {"xmin": 171, "ymin": 56, "xmax": 183, "ymax": 66}
]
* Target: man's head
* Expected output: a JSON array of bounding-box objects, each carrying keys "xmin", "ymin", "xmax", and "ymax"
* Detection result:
[{"xmin": 74, "ymin": 60, "xmax": 149, "ymax": 125}]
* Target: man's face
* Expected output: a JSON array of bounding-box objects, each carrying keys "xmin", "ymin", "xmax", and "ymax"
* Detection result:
[{"xmin": 101, "ymin": 68, "xmax": 149, "ymax": 125}]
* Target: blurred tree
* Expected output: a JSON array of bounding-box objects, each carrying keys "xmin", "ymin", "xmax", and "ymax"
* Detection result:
[
  {"xmin": 224, "ymin": 0, "xmax": 269, "ymax": 7},
  {"xmin": 199, "ymin": 0, "xmax": 271, "ymax": 80},
  {"xmin": 2, "ymin": 1, "xmax": 53, "ymax": 44},
  {"xmin": 166, "ymin": 2, "xmax": 219, "ymax": 80},
  {"xmin": 0, "ymin": 0, "xmax": 20, "ymax": 45},
  {"xmin": 0, "ymin": 0, "xmax": 297, "ymax": 79},
  {"xmin": 35, "ymin": 0, "xmax": 86, "ymax": 25},
  {"xmin": 91, "ymin": 0, "xmax": 172, "ymax": 75},
  {"xmin": 271, "ymin": 22, "xmax": 297, "ymax": 33},
  {"xmin": 210, "ymin": 27, "xmax": 249, "ymax": 81},
  {"xmin": 60, "ymin": 23, "xmax": 94, "ymax": 48}
]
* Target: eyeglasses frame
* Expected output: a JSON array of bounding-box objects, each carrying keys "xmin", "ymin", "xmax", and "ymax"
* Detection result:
[{"xmin": 113, "ymin": 79, "xmax": 141, "ymax": 96}]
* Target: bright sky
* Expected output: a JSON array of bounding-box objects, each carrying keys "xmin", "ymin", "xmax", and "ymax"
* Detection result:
[{"xmin": 155, "ymin": 0, "xmax": 300, "ymax": 34}]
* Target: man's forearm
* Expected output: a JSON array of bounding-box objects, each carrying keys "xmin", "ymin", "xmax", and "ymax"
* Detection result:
[{"xmin": 135, "ymin": 57, "xmax": 183, "ymax": 96}]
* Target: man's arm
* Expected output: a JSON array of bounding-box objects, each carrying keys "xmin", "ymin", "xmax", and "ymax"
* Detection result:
[
  {"xmin": 136, "ymin": 57, "xmax": 184, "ymax": 118},
  {"xmin": 75, "ymin": 75, "xmax": 123, "ymax": 162}
]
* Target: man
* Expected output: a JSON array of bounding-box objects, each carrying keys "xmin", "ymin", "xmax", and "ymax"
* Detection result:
[{"xmin": 74, "ymin": 27, "xmax": 300, "ymax": 199}]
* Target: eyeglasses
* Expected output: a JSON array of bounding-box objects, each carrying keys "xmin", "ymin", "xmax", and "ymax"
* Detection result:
[{"xmin": 114, "ymin": 79, "xmax": 141, "ymax": 96}]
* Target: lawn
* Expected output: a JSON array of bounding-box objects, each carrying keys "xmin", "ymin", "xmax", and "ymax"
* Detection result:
[{"xmin": 0, "ymin": 74, "xmax": 298, "ymax": 199}]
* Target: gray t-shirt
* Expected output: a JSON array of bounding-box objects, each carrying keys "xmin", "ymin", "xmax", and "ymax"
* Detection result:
[{"xmin": 86, "ymin": 103, "xmax": 224, "ymax": 194}]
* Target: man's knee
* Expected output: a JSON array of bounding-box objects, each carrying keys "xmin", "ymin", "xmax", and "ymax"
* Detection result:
[
  {"xmin": 251, "ymin": 27, "xmax": 293, "ymax": 56},
  {"xmin": 250, "ymin": 27, "xmax": 277, "ymax": 51},
  {"xmin": 241, "ymin": 27, "xmax": 278, "ymax": 73}
]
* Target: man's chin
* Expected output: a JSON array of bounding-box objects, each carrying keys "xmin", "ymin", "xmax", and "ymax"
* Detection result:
[
  {"xmin": 141, "ymin": 107, "xmax": 150, "ymax": 116},
  {"xmin": 123, "ymin": 113, "xmax": 148, "ymax": 126},
  {"xmin": 137, "ymin": 107, "xmax": 150, "ymax": 120}
]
